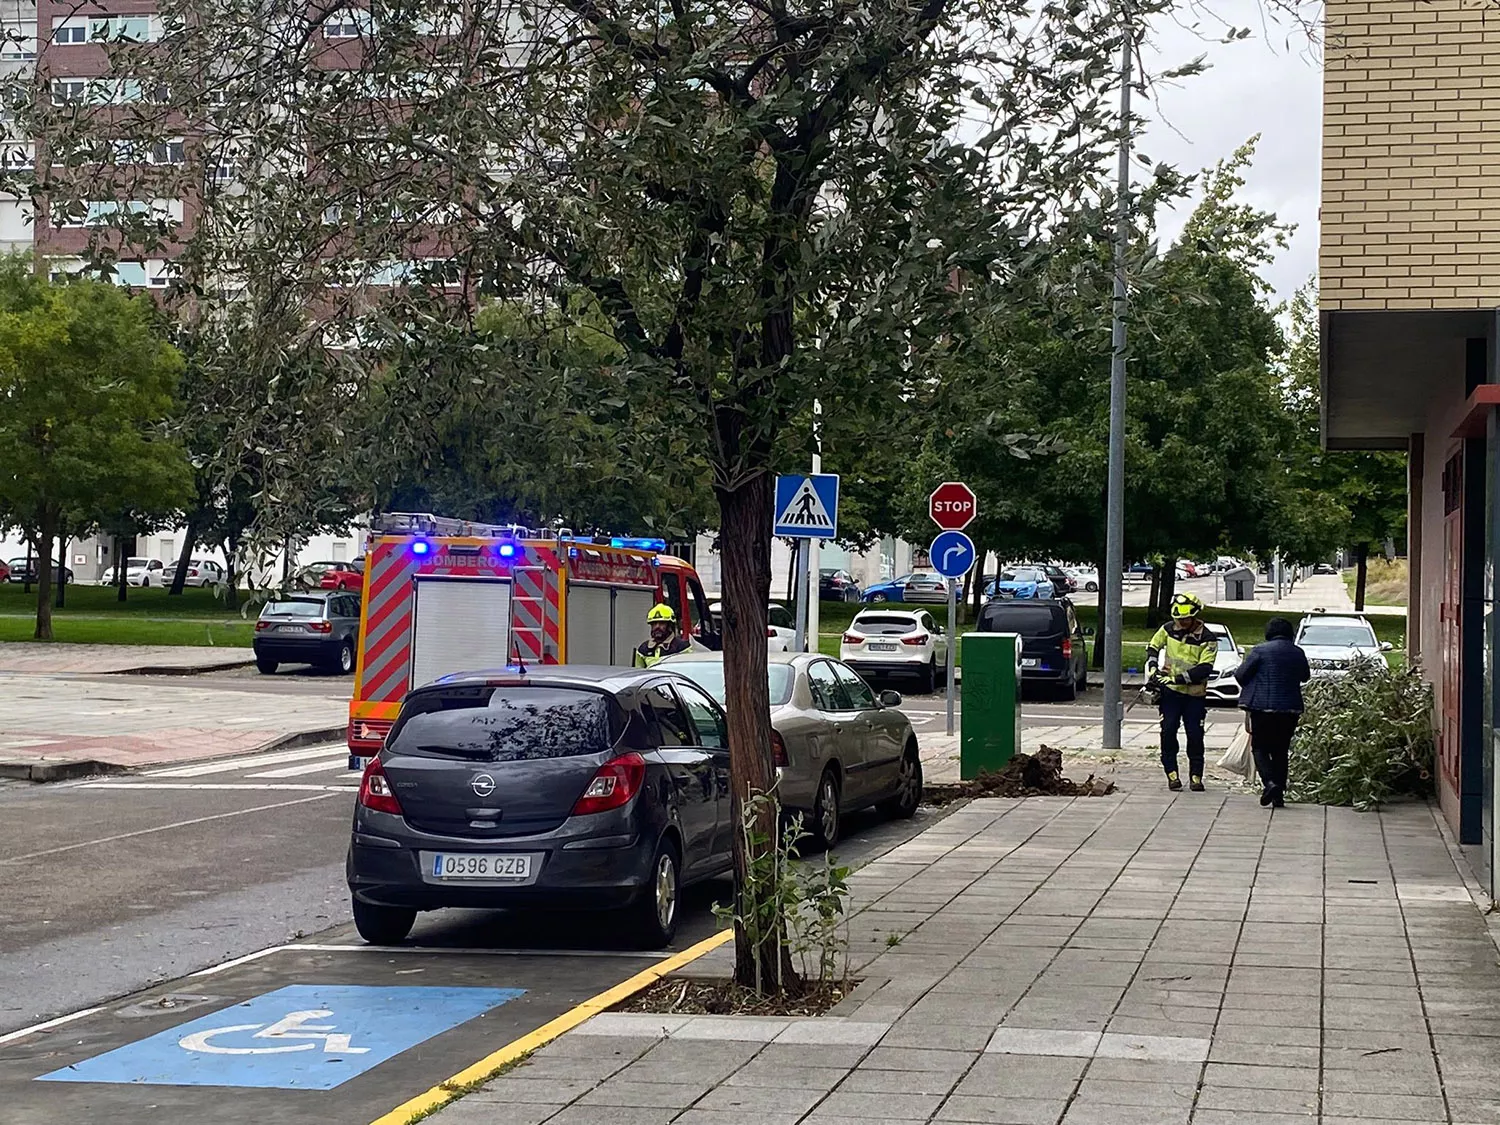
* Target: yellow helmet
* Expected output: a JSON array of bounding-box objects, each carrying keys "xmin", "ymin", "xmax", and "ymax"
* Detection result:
[
  {"xmin": 647, "ymin": 603, "xmax": 677, "ymax": 624},
  {"xmin": 1170, "ymin": 592, "xmax": 1204, "ymax": 620}
]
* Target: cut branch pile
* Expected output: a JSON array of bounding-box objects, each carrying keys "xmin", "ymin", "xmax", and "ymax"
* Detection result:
[{"xmin": 925, "ymin": 747, "xmax": 1115, "ymax": 805}]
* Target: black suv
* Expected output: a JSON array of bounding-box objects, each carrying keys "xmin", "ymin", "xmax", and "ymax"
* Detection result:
[{"xmin": 976, "ymin": 598, "xmax": 1090, "ymax": 700}]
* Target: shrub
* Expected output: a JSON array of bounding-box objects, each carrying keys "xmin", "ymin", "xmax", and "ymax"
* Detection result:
[{"xmin": 1289, "ymin": 657, "xmax": 1435, "ymax": 810}]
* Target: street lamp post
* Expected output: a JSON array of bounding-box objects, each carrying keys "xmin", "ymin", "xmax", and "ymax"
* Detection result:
[{"xmin": 1101, "ymin": 11, "xmax": 1133, "ymax": 751}]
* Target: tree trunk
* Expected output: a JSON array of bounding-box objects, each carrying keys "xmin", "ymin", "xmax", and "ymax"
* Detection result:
[
  {"xmin": 1145, "ymin": 565, "xmax": 1162, "ymax": 628},
  {"xmin": 222, "ymin": 537, "xmax": 240, "ymax": 610},
  {"xmin": 969, "ymin": 543, "xmax": 986, "ymax": 622},
  {"xmin": 22, "ymin": 535, "xmax": 32, "ymax": 596},
  {"xmin": 54, "ymin": 521, "xmax": 68, "ymax": 609},
  {"xmin": 1354, "ymin": 542, "xmax": 1368, "ymax": 612},
  {"xmin": 1157, "ymin": 563, "xmax": 1177, "ymax": 626},
  {"xmin": 169, "ymin": 521, "xmax": 198, "ymax": 596},
  {"xmin": 34, "ymin": 510, "xmax": 56, "ymax": 640},
  {"xmin": 1091, "ymin": 556, "xmax": 1106, "ymax": 670},
  {"xmin": 115, "ymin": 537, "xmax": 128, "ymax": 602},
  {"xmin": 717, "ymin": 470, "xmax": 799, "ymax": 995}
]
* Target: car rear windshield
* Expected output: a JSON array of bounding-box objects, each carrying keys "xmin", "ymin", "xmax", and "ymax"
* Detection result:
[
  {"xmin": 127, "ymin": 557, "xmax": 149, "ymax": 568},
  {"xmin": 261, "ymin": 600, "xmax": 325, "ymax": 618},
  {"xmin": 392, "ymin": 688, "xmax": 624, "ymax": 761},
  {"xmin": 854, "ymin": 615, "xmax": 922, "ymax": 636},
  {"xmin": 978, "ymin": 606, "xmax": 1063, "ymax": 635},
  {"xmin": 666, "ymin": 662, "xmax": 794, "ymax": 707},
  {"xmin": 1299, "ymin": 625, "xmax": 1376, "ymax": 647}
]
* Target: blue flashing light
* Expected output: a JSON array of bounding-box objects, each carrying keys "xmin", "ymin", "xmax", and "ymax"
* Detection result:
[
  {"xmin": 610, "ymin": 536, "xmax": 667, "ymax": 552},
  {"xmin": 411, "ymin": 538, "xmax": 432, "ymax": 556},
  {"xmin": 498, "ymin": 542, "xmax": 517, "ymax": 559}
]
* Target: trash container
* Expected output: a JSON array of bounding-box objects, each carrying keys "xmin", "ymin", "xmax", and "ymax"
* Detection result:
[
  {"xmin": 960, "ymin": 632, "xmax": 1022, "ymax": 778},
  {"xmin": 1223, "ymin": 566, "xmax": 1255, "ymax": 601}
]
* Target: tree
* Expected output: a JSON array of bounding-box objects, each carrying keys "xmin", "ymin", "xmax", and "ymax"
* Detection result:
[
  {"xmin": 29, "ymin": 0, "xmax": 1186, "ymax": 990},
  {"xmin": 0, "ymin": 261, "xmax": 189, "ymax": 637}
]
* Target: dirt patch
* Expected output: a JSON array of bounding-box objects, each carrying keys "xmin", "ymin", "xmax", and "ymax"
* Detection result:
[
  {"xmin": 614, "ymin": 977, "xmax": 855, "ymax": 1018},
  {"xmin": 924, "ymin": 746, "xmax": 1116, "ymax": 805}
]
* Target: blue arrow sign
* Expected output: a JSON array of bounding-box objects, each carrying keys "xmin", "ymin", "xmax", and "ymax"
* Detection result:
[
  {"xmin": 773, "ymin": 474, "xmax": 840, "ymax": 539},
  {"xmin": 930, "ymin": 531, "xmax": 976, "ymax": 579}
]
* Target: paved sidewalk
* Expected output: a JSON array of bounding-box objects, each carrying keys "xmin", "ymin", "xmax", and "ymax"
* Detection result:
[
  {"xmin": 919, "ymin": 721, "xmax": 1240, "ymax": 785},
  {"xmin": 0, "ymin": 642, "xmax": 253, "ymax": 674},
  {"xmin": 0, "ymin": 674, "xmax": 346, "ymax": 775},
  {"xmin": 433, "ymin": 790, "xmax": 1500, "ymax": 1125}
]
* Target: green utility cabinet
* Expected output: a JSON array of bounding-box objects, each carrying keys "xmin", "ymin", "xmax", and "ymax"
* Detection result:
[{"xmin": 960, "ymin": 631, "xmax": 1022, "ymax": 778}]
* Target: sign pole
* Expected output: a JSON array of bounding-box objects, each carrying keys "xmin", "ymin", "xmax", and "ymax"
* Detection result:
[
  {"xmin": 946, "ymin": 577, "xmax": 957, "ymax": 735},
  {"xmin": 792, "ymin": 538, "xmax": 809, "ymax": 653}
]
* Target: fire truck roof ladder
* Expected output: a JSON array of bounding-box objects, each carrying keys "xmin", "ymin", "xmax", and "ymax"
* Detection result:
[{"xmin": 373, "ymin": 512, "xmax": 538, "ymax": 539}]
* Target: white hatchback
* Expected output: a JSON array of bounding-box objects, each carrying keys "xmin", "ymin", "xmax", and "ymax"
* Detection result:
[
  {"xmin": 840, "ymin": 608, "xmax": 950, "ymax": 693},
  {"xmin": 712, "ymin": 601, "xmax": 797, "ymax": 653}
]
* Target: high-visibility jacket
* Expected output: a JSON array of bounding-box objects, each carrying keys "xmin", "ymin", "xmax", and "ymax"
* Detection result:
[
  {"xmin": 1146, "ymin": 622, "xmax": 1217, "ymax": 698},
  {"xmin": 633, "ymin": 635, "xmax": 691, "ymax": 668}
]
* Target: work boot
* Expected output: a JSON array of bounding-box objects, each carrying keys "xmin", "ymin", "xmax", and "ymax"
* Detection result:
[
  {"xmin": 1260, "ymin": 787, "xmax": 1273, "ymax": 807},
  {"xmin": 1271, "ymin": 793, "xmax": 1286, "ymax": 809},
  {"xmin": 1190, "ymin": 776, "xmax": 1205, "ymax": 792},
  {"xmin": 1166, "ymin": 771, "xmax": 1182, "ymax": 792}
]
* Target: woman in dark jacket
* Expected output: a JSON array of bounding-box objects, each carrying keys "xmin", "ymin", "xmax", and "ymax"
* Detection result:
[{"xmin": 1232, "ymin": 617, "xmax": 1310, "ymax": 808}]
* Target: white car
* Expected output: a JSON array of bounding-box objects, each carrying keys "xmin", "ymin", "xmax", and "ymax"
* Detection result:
[
  {"xmin": 163, "ymin": 558, "xmax": 226, "ymax": 588},
  {"xmin": 125, "ymin": 557, "xmax": 165, "ymax": 587},
  {"xmin": 1295, "ymin": 613, "xmax": 1390, "ymax": 676},
  {"xmin": 1204, "ymin": 623, "xmax": 1242, "ymax": 703},
  {"xmin": 711, "ymin": 601, "xmax": 797, "ymax": 653},
  {"xmin": 1066, "ymin": 566, "xmax": 1099, "ymax": 593},
  {"xmin": 840, "ymin": 608, "xmax": 950, "ymax": 693}
]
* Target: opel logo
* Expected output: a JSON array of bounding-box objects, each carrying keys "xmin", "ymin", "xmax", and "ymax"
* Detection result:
[{"xmin": 470, "ymin": 774, "xmax": 496, "ymax": 798}]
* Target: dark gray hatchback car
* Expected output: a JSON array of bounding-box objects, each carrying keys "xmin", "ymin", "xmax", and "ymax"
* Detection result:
[
  {"xmin": 253, "ymin": 591, "xmax": 361, "ymax": 675},
  {"xmin": 346, "ymin": 666, "xmax": 734, "ymax": 947}
]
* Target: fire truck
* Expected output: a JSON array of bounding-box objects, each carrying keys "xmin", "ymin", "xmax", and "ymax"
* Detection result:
[{"xmin": 346, "ymin": 513, "xmax": 716, "ymax": 767}]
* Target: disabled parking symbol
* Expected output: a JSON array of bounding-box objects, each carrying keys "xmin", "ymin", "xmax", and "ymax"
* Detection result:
[{"xmin": 38, "ymin": 984, "xmax": 522, "ymax": 1090}]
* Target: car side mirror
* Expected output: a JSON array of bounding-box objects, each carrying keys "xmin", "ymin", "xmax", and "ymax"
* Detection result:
[
  {"xmin": 1380, "ymin": 641, "xmax": 1393, "ymax": 652},
  {"xmin": 1083, "ymin": 627, "xmax": 1096, "ymax": 637},
  {"xmin": 935, "ymin": 626, "xmax": 945, "ymax": 636},
  {"xmin": 879, "ymin": 690, "xmax": 903, "ymax": 707}
]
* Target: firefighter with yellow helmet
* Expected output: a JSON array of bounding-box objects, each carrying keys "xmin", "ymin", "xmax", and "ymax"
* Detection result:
[
  {"xmin": 634, "ymin": 603, "xmax": 692, "ymax": 668},
  {"xmin": 1145, "ymin": 592, "xmax": 1217, "ymax": 792}
]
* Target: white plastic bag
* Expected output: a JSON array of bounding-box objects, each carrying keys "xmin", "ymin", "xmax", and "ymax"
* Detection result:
[{"xmin": 1218, "ymin": 721, "xmax": 1255, "ymax": 781}]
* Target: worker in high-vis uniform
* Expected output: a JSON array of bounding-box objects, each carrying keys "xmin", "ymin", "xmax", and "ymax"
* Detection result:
[
  {"xmin": 634, "ymin": 603, "xmax": 692, "ymax": 668},
  {"xmin": 1145, "ymin": 592, "xmax": 1218, "ymax": 792}
]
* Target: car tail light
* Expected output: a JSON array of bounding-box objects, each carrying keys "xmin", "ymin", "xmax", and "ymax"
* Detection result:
[
  {"xmin": 1061, "ymin": 636, "xmax": 1073, "ymax": 659},
  {"xmin": 573, "ymin": 753, "xmax": 646, "ymax": 816},
  {"xmin": 842, "ymin": 633, "xmax": 863, "ymax": 644},
  {"xmin": 772, "ymin": 731, "xmax": 789, "ymax": 768},
  {"xmin": 348, "ymin": 718, "xmax": 392, "ymax": 753},
  {"xmin": 901, "ymin": 634, "xmax": 929, "ymax": 646},
  {"xmin": 255, "ymin": 620, "xmax": 270, "ymax": 631},
  {"xmin": 766, "ymin": 627, "xmax": 777, "ymax": 638},
  {"xmin": 307, "ymin": 620, "xmax": 333, "ymax": 633},
  {"xmin": 358, "ymin": 759, "xmax": 402, "ymax": 815}
]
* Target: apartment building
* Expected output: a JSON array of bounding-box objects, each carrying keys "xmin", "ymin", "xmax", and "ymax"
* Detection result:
[{"xmin": 1320, "ymin": 0, "xmax": 1500, "ymax": 893}]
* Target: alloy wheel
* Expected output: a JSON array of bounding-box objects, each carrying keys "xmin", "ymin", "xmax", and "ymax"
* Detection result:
[
  {"xmin": 654, "ymin": 852, "xmax": 678, "ymax": 932},
  {"xmin": 819, "ymin": 775, "xmax": 839, "ymax": 844},
  {"xmin": 896, "ymin": 753, "xmax": 921, "ymax": 810}
]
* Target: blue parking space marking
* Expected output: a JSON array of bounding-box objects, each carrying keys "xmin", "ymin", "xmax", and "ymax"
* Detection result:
[{"xmin": 37, "ymin": 984, "xmax": 523, "ymax": 1091}]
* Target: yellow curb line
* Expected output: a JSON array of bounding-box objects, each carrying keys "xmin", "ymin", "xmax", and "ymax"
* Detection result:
[{"xmin": 369, "ymin": 927, "xmax": 734, "ymax": 1125}]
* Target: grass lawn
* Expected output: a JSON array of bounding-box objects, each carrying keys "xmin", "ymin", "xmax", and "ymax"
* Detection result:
[
  {"xmin": 1341, "ymin": 558, "xmax": 1409, "ymax": 608},
  {"xmin": 0, "ymin": 583, "xmax": 255, "ymax": 646}
]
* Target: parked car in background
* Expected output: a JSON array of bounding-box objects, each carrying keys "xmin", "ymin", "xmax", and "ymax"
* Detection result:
[
  {"xmin": 902, "ymin": 570, "xmax": 950, "ymax": 604},
  {"xmin": 664, "ymin": 652, "xmax": 922, "ymax": 849},
  {"xmin": 319, "ymin": 560, "xmax": 365, "ymax": 591},
  {"xmin": 7, "ymin": 558, "xmax": 73, "ymax": 584},
  {"xmin": 346, "ymin": 666, "xmax": 735, "ymax": 946},
  {"xmin": 841, "ymin": 608, "xmax": 950, "ymax": 692},
  {"xmin": 712, "ymin": 601, "xmax": 796, "ymax": 652},
  {"xmin": 126, "ymin": 557, "xmax": 165, "ymax": 587},
  {"xmin": 1204, "ymin": 623, "xmax": 1243, "ymax": 704},
  {"xmin": 1177, "ymin": 560, "xmax": 1200, "ymax": 578},
  {"xmin": 1313, "ymin": 562, "xmax": 1339, "ymax": 575},
  {"xmin": 975, "ymin": 598, "xmax": 1090, "ymax": 701},
  {"xmin": 986, "ymin": 567, "xmax": 1056, "ymax": 601},
  {"xmin": 0, "ymin": 559, "xmax": 9, "ymax": 582},
  {"xmin": 253, "ymin": 591, "xmax": 362, "ymax": 675},
  {"xmin": 1295, "ymin": 613, "xmax": 1390, "ymax": 677},
  {"xmin": 163, "ymin": 559, "xmax": 225, "ymax": 588},
  {"xmin": 1034, "ymin": 563, "xmax": 1076, "ymax": 595},
  {"xmin": 862, "ymin": 574, "xmax": 910, "ymax": 604},
  {"xmin": 1066, "ymin": 566, "xmax": 1100, "ymax": 593},
  {"xmin": 1127, "ymin": 562, "xmax": 1154, "ymax": 575},
  {"xmin": 819, "ymin": 569, "xmax": 862, "ymax": 602}
]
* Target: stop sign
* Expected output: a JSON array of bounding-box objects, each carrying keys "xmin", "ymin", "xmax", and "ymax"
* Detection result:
[{"xmin": 929, "ymin": 481, "xmax": 977, "ymax": 530}]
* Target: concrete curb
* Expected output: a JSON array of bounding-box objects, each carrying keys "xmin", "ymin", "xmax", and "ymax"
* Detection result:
[
  {"xmin": 0, "ymin": 724, "xmax": 347, "ymax": 784},
  {"xmin": 106, "ymin": 657, "xmax": 256, "ymax": 676}
]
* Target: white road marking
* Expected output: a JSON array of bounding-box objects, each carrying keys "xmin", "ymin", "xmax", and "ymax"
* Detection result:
[
  {"xmin": 147, "ymin": 743, "xmax": 345, "ymax": 777},
  {"xmin": 0, "ymin": 794, "xmax": 339, "ymax": 863},
  {"xmin": 74, "ymin": 781, "xmax": 357, "ymax": 793},
  {"xmin": 0, "ymin": 1006, "xmax": 106, "ymax": 1046},
  {"xmin": 245, "ymin": 756, "xmax": 354, "ymax": 779}
]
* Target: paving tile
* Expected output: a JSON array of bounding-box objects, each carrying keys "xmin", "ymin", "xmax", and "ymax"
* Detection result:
[
  {"xmin": 1200, "ymin": 1062, "xmax": 1321, "ymax": 1090},
  {"xmin": 1195, "ymin": 1084, "xmax": 1319, "ymax": 1115},
  {"xmin": 724, "ymin": 1064, "xmax": 849, "ymax": 1090},
  {"xmin": 776, "ymin": 1018, "xmax": 889, "ymax": 1045},
  {"xmin": 1322, "ymin": 1091, "xmax": 1451, "ymax": 1120},
  {"xmin": 933, "ymin": 1094, "xmax": 1070, "ymax": 1124},
  {"xmin": 1060, "ymin": 1102, "xmax": 1190, "ymax": 1125},
  {"xmin": 1095, "ymin": 1033, "xmax": 1209, "ymax": 1063},
  {"xmin": 814, "ymin": 1090, "xmax": 947, "ymax": 1119},
  {"xmin": 692, "ymin": 1082, "xmax": 826, "ymax": 1117},
  {"xmin": 576, "ymin": 1080, "xmax": 712, "ymax": 1108},
  {"xmin": 538, "ymin": 1108, "xmax": 677, "ymax": 1125},
  {"xmin": 671, "ymin": 1015, "xmax": 790, "ymax": 1041},
  {"xmin": 575, "ymin": 1013, "xmax": 686, "ymax": 1037},
  {"xmin": 984, "ymin": 1027, "xmax": 1100, "ymax": 1057},
  {"xmin": 426, "ymin": 1101, "xmax": 565, "ymax": 1125}
]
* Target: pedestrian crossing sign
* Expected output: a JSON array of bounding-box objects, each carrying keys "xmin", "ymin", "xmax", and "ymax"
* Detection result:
[{"xmin": 774, "ymin": 474, "xmax": 840, "ymax": 539}]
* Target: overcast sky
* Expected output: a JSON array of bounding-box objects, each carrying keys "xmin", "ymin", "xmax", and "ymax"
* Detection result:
[{"xmin": 1140, "ymin": 11, "xmax": 1321, "ymax": 302}]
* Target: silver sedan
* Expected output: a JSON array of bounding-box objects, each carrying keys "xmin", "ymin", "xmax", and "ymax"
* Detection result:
[{"xmin": 660, "ymin": 652, "xmax": 923, "ymax": 848}]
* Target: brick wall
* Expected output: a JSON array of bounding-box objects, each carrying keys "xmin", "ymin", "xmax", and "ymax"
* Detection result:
[{"xmin": 1322, "ymin": 0, "xmax": 1500, "ymax": 310}]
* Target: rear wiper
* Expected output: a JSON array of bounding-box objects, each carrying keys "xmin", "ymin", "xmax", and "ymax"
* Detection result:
[{"xmin": 416, "ymin": 744, "xmax": 493, "ymax": 760}]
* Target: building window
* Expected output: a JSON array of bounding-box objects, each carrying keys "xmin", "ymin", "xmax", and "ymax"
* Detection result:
[
  {"xmin": 332, "ymin": 542, "xmax": 347, "ymax": 562},
  {"xmin": 89, "ymin": 16, "xmax": 155, "ymax": 42},
  {"xmin": 52, "ymin": 21, "xmax": 86, "ymax": 44},
  {"xmin": 323, "ymin": 10, "xmax": 372, "ymax": 39},
  {"xmin": 152, "ymin": 139, "xmax": 185, "ymax": 165},
  {"xmin": 51, "ymin": 79, "xmax": 86, "ymax": 105}
]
